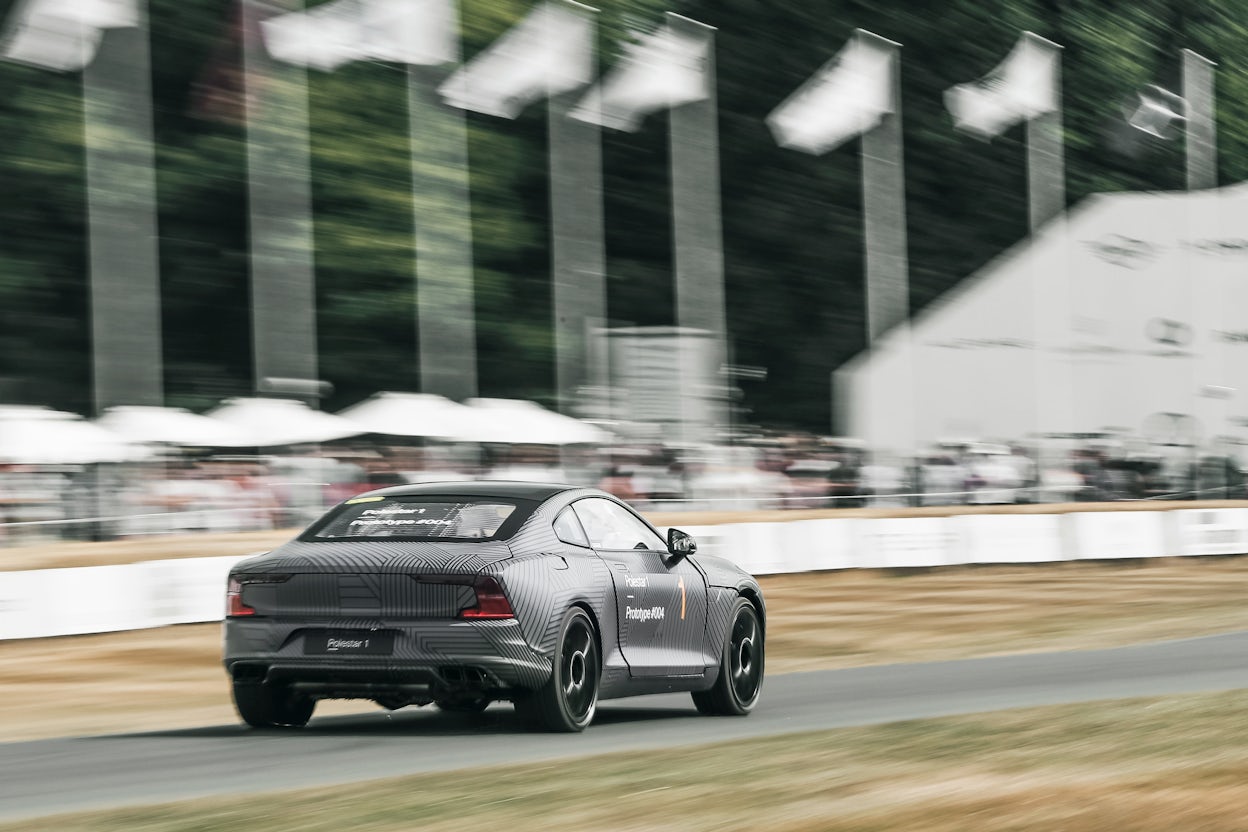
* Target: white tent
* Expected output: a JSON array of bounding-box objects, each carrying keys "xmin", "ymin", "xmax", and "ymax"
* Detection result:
[
  {"xmin": 836, "ymin": 182, "xmax": 1248, "ymax": 451},
  {"xmin": 457, "ymin": 398, "xmax": 612, "ymax": 445},
  {"xmin": 336, "ymin": 392, "xmax": 472, "ymax": 440},
  {"xmin": 205, "ymin": 397, "xmax": 364, "ymax": 447},
  {"xmin": 0, "ymin": 406, "xmax": 148, "ymax": 464},
  {"xmin": 95, "ymin": 405, "xmax": 251, "ymax": 447}
]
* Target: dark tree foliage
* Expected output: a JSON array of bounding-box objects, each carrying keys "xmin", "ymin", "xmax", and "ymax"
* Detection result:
[{"xmin": 0, "ymin": 0, "xmax": 1241, "ymax": 430}]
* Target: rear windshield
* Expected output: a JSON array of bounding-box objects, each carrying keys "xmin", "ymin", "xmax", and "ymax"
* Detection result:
[{"xmin": 303, "ymin": 496, "xmax": 530, "ymax": 542}]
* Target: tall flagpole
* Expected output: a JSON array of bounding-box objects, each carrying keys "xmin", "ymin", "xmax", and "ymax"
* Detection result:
[
  {"xmin": 550, "ymin": 2, "xmax": 604, "ymax": 417},
  {"xmin": 84, "ymin": 2, "xmax": 163, "ymax": 412},
  {"xmin": 858, "ymin": 31, "xmax": 912, "ymax": 459},
  {"xmin": 1024, "ymin": 33, "xmax": 1066, "ymax": 486},
  {"xmin": 667, "ymin": 12, "xmax": 727, "ymax": 445},
  {"xmin": 1184, "ymin": 50, "xmax": 1216, "ymax": 192},
  {"xmin": 860, "ymin": 32, "xmax": 907, "ymax": 346},
  {"xmin": 1025, "ymin": 35, "xmax": 1065, "ymax": 233},
  {"xmin": 242, "ymin": 0, "xmax": 319, "ymax": 399},
  {"xmin": 945, "ymin": 32, "xmax": 1065, "ymax": 489},
  {"xmin": 1184, "ymin": 50, "xmax": 1219, "ymax": 466},
  {"xmin": 409, "ymin": 58, "xmax": 478, "ymax": 402}
]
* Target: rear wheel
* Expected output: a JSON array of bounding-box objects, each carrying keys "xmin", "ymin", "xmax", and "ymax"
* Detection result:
[
  {"xmin": 232, "ymin": 681, "xmax": 315, "ymax": 728},
  {"xmin": 692, "ymin": 597, "xmax": 764, "ymax": 716},
  {"xmin": 516, "ymin": 607, "xmax": 599, "ymax": 732}
]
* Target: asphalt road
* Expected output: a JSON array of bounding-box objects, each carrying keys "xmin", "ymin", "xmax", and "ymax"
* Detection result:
[{"xmin": 3, "ymin": 631, "xmax": 1247, "ymax": 822}]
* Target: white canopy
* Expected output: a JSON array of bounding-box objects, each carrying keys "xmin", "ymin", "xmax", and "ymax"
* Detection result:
[
  {"xmin": 336, "ymin": 392, "xmax": 472, "ymax": 440},
  {"xmin": 205, "ymin": 397, "xmax": 365, "ymax": 447},
  {"xmin": 0, "ymin": 406, "xmax": 148, "ymax": 464},
  {"xmin": 457, "ymin": 398, "xmax": 612, "ymax": 445},
  {"xmin": 95, "ymin": 405, "xmax": 251, "ymax": 447}
]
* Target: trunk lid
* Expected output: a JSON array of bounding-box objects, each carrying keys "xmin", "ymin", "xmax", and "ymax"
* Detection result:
[{"xmin": 232, "ymin": 539, "xmax": 512, "ymax": 619}]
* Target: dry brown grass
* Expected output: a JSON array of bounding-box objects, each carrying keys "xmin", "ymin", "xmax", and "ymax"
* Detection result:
[
  {"xmin": 3, "ymin": 556, "xmax": 1247, "ymax": 743},
  {"xmin": 762, "ymin": 556, "xmax": 1248, "ymax": 673},
  {"xmin": 5, "ymin": 691, "xmax": 1247, "ymax": 831}
]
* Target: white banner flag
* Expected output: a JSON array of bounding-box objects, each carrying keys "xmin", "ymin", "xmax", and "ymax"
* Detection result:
[
  {"xmin": 945, "ymin": 32, "xmax": 1059, "ymax": 139},
  {"xmin": 1126, "ymin": 84, "xmax": 1185, "ymax": 139},
  {"xmin": 439, "ymin": 1, "xmax": 592, "ymax": 119},
  {"xmin": 570, "ymin": 22, "xmax": 708, "ymax": 131},
  {"xmin": 1, "ymin": 0, "xmax": 136, "ymax": 71},
  {"xmin": 262, "ymin": 0, "xmax": 454, "ymax": 71},
  {"xmin": 766, "ymin": 31, "xmax": 894, "ymax": 155}
]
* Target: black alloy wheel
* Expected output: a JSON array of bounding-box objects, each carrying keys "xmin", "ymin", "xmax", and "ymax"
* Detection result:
[
  {"xmin": 516, "ymin": 607, "xmax": 600, "ymax": 732},
  {"xmin": 692, "ymin": 596, "xmax": 764, "ymax": 716}
]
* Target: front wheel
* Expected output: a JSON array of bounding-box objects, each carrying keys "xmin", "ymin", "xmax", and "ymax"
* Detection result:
[
  {"xmin": 232, "ymin": 681, "xmax": 315, "ymax": 728},
  {"xmin": 692, "ymin": 596, "xmax": 764, "ymax": 716},
  {"xmin": 516, "ymin": 607, "xmax": 600, "ymax": 732}
]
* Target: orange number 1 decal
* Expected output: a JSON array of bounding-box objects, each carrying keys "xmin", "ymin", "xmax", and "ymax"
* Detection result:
[{"xmin": 677, "ymin": 576, "xmax": 687, "ymax": 620}]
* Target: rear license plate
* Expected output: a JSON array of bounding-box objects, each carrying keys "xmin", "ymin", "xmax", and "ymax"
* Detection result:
[{"xmin": 303, "ymin": 631, "xmax": 395, "ymax": 655}]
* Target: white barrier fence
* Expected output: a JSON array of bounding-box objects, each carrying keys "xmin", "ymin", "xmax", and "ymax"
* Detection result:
[{"xmin": 3, "ymin": 508, "xmax": 1248, "ymax": 640}]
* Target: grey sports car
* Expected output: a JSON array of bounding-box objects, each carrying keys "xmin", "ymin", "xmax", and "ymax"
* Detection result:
[{"xmin": 223, "ymin": 481, "xmax": 765, "ymax": 732}]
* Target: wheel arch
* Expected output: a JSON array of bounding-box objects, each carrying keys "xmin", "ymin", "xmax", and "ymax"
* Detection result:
[{"xmin": 736, "ymin": 584, "xmax": 766, "ymax": 631}]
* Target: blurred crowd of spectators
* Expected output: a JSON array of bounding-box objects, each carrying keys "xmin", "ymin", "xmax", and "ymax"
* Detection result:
[{"xmin": 0, "ymin": 435, "xmax": 1243, "ymax": 546}]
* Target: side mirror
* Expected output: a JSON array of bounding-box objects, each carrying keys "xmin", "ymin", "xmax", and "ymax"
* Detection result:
[{"xmin": 666, "ymin": 527, "xmax": 697, "ymax": 559}]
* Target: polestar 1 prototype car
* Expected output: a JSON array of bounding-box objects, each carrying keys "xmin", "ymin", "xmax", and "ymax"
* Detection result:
[{"xmin": 223, "ymin": 481, "xmax": 765, "ymax": 732}]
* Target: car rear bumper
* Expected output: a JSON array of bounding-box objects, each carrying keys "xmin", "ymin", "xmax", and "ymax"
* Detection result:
[{"xmin": 223, "ymin": 617, "xmax": 551, "ymax": 700}]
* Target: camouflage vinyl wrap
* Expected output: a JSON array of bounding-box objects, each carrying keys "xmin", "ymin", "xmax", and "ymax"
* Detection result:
[{"xmin": 223, "ymin": 485, "xmax": 764, "ymax": 703}]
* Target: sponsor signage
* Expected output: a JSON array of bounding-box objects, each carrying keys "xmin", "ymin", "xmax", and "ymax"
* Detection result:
[
  {"xmin": 1070, "ymin": 511, "xmax": 1167, "ymax": 560},
  {"xmin": 854, "ymin": 517, "xmax": 960, "ymax": 568},
  {"xmin": 957, "ymin": 514, "xmax": 1063, "ymax": 564},
  {"xmin": 1169, "ymin": 508, "xmax": 1248, "ymax": 557}
]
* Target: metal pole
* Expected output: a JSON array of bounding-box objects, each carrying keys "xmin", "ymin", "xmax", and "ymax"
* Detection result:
[
  {"xmin": 84, "ymin": 2, "xmax": 163, "ymax": 412},
  {"xmin": 408, "ymin": 61, "xmax": 478, "ymax": 402},
  {"xmin": 1025, "ymin": 36, "xmax": 1065, "ymax": 233},
  {"xmin": 1184, "ymin": 50, "xmax": 1218, "ymax": 478},
  {"xmin": 667, "ymin": 13, "xmax": 727, "ymax": 446},
  {"xmin": 242, "ymin": 0, "xmax": 319, "ymax": 398},
  {"xmin": 1184, "ymin": 50, "xmax": 1216, "ymax": 192},
  {"xmin": 859, "ymin": 31, "xmax": 912, "ymax": 459},
  {"xmin": 549, "ymin": 5, "xmax": 605, "ymax": 417},
  {"xmin": 1024, "ymin": 33, "xmax": 1066, "ymax": 486}
]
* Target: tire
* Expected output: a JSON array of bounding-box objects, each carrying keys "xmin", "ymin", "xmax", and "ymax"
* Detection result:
[
  {"xmin": 692, "ymin": 597, "xmax": 764, "ymax": 716},
  {"xmin": 516, "ymin": 607, "xmax": 600, "ymax": 732},
  {"xmin": 232, "ymin": 681, "xmax": 315, "ymax": 728},
  {"xmin": 434, "ymin": 696, "xmax": 491, "ymax": 713}
]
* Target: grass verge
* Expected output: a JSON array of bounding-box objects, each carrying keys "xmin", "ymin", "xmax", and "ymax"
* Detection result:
[{"xmin": 4, "ymin": 690, "xmax": 1247, "ymax": 831}]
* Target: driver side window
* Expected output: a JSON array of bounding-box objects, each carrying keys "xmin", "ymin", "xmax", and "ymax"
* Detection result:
[{"xmin": 572, "ymin": 498, "xmax": 666, "ymax": 551}]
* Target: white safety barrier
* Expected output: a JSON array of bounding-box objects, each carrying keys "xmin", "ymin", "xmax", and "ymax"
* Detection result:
[
  {"xmin": 1167, "ymin": 508, "xmax": 1248, "ymax": 557},
  {"xmin": 0, "ymin": 555, "xmax": 251, "ymax": 640},
  {"xmin": 4, "ymin": 508, "xmax": 1248, "ymax": 640},
  {"xmin": 956, "ymin": 514, "xmax": 1065, "ymax": 564},
  {"xmin": 1069, "ymin": 511, "xmax": 1168, "ymax": 560}
]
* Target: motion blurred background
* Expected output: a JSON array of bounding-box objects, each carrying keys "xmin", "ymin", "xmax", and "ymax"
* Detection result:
[{"xmin": 1, "ymin": 0, "xmax": 1247, "ymax": 541}]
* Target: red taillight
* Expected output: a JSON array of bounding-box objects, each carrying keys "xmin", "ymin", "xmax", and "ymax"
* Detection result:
[
  {"xmin": 227, "ymin": 577, "xmax": 255, "ymax": 617},
  {"xmin": 460, "ymin": 576, "xmax": 515, "ymax": 619}
]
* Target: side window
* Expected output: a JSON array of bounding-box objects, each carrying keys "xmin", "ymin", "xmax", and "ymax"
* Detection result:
[
  {"xmin": 572, "ymin": 498, "xmax": 666, "ymax": 551},
  {"xmin": 553, "ymin": 507, "xmax": 589, "ymax": 547}
]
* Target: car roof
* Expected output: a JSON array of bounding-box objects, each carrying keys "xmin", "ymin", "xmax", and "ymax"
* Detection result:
[{"xmin": 353, "ymin": 480, "xmax": 579, "ymax": 502}]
